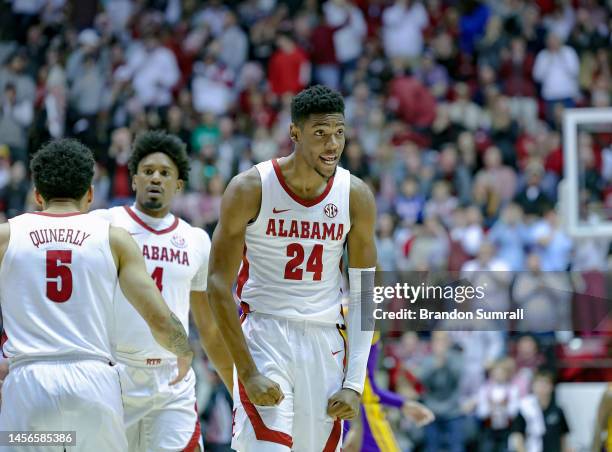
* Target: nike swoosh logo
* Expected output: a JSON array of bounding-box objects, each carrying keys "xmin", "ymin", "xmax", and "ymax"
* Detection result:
[
  {"xmin": 272, "ymin": 208, "xmax": 291, "ymax": 214},
  {"xmin": 332, "ymin": 350, "xmax": 342, "ymax": 356}
]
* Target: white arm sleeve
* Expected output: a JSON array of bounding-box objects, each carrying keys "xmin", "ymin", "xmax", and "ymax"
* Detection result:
[
  {"xmin": 190, "ymin": 229, "xmax": 211, "ymax": 292},
  {"xmin": 343, "ymin": 267, "xmax": 376, "ymax": 394}
]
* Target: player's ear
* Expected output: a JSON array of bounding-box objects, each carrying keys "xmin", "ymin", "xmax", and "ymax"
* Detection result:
[
  {"xmin": 33, "ymin": 189, "xmax": 44, "ymax": 209},
  {"xmin": 86, "ymin": 185, "xmax": 94, "ymax": 205},
  {"xmin": 176, "ymin": 179, "xmax": 184, "ymax": 193},
  {"xmin": 289, "ymin": 123, "xmax": 300, "ymax": 143},
  {"xmin": 131, "ymin": 175, "xmax": 137, "ymax": 192}
]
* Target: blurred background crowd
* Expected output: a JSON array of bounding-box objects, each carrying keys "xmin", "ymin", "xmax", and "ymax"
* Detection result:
[{"xmin": 0, "ymin": 0, "xmax": 610, "ymax": 450}]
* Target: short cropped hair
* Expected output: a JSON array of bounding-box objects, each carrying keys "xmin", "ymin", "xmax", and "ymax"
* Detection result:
[
  {"xmin": 128, "ymin": 130, "xmax": 190, "ymax": 182},
  {"xmin": 291, "ymin": 85, "xmax": 344, "ymax": 126},
  {"xmin": 30, "ymin": 138, "xmax": 95, "ymax": 201}
]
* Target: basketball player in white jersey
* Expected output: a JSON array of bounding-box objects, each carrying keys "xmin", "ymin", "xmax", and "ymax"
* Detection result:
[
  {"xmin": 92, "ymin": 131, "xmax": 233, "ymax": 452},
  {"xmin": 209, "ymin": 85, "xmax": 434, "ymax": 451},
  {"xmin": 0, "ymin": 139, "xmax": 193, "ymax": 452}
]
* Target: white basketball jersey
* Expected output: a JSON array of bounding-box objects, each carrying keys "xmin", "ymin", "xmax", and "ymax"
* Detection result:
[
  {"xmin": 0, "ymin": 212, "xmax": 117, "ymax": 364},
  {"xmin": 92, "ymin": 206, "xmax": 210, "ymax": 361},
  {"xmin": 239, "ymin": 159, "xmax": 351, "ymax": 324}
]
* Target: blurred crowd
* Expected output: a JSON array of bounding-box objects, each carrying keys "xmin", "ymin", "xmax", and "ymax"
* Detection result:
[{"xmin": 0, "ymin": 0, "xmax": 611, "ymax": 450}]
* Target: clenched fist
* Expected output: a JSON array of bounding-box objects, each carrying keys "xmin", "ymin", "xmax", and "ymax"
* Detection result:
[
  {"xmin": 243, "ymin": 373, "xmax": 284, "ymax": 406},
  {"xmin": 327, "ymin": 388, "xmax": 361, "ymax": 420}
]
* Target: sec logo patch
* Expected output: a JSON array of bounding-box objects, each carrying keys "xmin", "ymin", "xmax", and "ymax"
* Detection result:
[
  {"xmin": 171, "ymin": 234, "xmax": 187, "ymax": 248},
  {"xmin": 324, "ymin": 203, "xmax": 338, "ymax": 218}
]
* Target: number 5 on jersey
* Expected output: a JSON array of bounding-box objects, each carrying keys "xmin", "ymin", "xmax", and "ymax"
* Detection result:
[
  {"xmin": 46, "ymin": 250, "xmax": 73, "ymax": 303},
  {"xmin": 284, "ymin": 243, "xmax": 323, "ymax": 281}
]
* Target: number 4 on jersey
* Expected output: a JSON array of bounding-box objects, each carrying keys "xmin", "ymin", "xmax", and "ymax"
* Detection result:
[
  {"xmin": 151, "ymin": 266, "xmax": 164, "ymax": 291},
  {"xmin": 284, "ymin": 243, "xmax": 323, "ymax": 281}
]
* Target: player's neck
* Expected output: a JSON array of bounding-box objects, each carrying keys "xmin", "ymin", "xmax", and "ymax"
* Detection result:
[
  {"xmin": 280, "ymin": 154, "xmax": 330, "ymax": 197},
  {"xmin": 133, "ymin": 203, "xmax": 171, "ymax": 220},
  {"xmin": 43, "ymin": 199, "xmax": 83, "ymax": 213}
]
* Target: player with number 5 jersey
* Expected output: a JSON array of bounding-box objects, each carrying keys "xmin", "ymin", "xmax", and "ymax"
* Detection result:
[{"xmin": 0, "ymin": 139, "xmax": 193, "ymax": 452}]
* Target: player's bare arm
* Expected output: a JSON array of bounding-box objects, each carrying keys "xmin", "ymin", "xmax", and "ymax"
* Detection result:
[
  {"xmin": 327, "ymin": 175, "xmax": 377, "ymax": 420},
  {"xmin": 208, "ymin": 168, "xmax": 284, "ymax": 406},
  {"xmin": 109, "ymin": 225, "xmax": 193, "ymax": 384},
  {"xmin": 190, "ymin": 290, "xmax": 234, "ymax": 392}
]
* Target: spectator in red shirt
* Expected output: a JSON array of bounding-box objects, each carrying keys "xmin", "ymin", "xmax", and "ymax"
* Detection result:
[
  {"xmin": 310, "ymin": 11, "xmax": 347, "ymax": 90},
  {"xmin": 387, "ymin": 68, "xmax": 437, "ymax": 129},
  {"xmin": 267, "ymin": 32, "xmax": 310, "ymax": 96}
]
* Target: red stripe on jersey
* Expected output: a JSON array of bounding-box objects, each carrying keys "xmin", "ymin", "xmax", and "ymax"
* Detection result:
[
  {"xmin": 182, "ymin": 403, "xmax": 201, "ymax": 452},
  {"xmin": 123, "ymin": 206, "xmax": 179, "ymax": 235},
  {"xmin": 30, "ymin": 211, "xmax": 83, "ymax": 217},
  {"xmin": 236, "ymin": 246, "xmax": 249, "ymax": 300},
  {"xmin": 323, "ymin": 419, "xmax": 341, "ymax": 452},
  {"xmin": 238, "ymin": 380, "xmax": 293, "ymax": 447},
  {"xmin": 271, "ymin": 159, "xmax": 335, "ymax": 207}
]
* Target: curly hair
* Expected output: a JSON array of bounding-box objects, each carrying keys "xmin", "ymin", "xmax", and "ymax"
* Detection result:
[
  {"xmin": 128, "ymin": 130, "xmax": 190, "ymax": 182},
  {"xmin": 291, "ymin": 85, "xmax": 345, "ymax": 126},
  {"xmin": 30, "ymin": 138, "xmax": 95, "ymax": 201}
]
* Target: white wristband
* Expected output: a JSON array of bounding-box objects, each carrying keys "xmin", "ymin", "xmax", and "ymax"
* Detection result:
[{"xmin": 343, "ymin": 267, "xmax": 376, "ymax": 394}]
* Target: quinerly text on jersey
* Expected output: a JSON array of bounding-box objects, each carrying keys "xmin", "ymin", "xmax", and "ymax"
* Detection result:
[
  {"xmin": 0, "ymin": 212, "xmax": 117, "ymax": 365},
  {"xmin": 90, "ymin": 206, "xmax": 210, "ymax": 362},
  {"xmin": 238, "ymin": 159, "xmax": 351, "ymax": 324}
]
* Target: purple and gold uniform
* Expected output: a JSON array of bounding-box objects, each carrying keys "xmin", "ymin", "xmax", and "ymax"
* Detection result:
[{"xmin": 344, "ymin": 332, "xmax": 403, "ymax": 452}]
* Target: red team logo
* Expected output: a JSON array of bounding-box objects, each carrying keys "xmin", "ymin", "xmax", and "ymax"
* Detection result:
[
  {"xmin": 170, "ymin": 234, "xmax": 187, "ymax": 249},
  {"xmin": 324, "ymin": 203, "xmax": 338, "ymax": 218}
]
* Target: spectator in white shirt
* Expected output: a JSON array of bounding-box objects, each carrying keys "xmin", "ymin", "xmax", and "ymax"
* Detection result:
[
  {"xmin": 125, "ymin": 33, "xmax": 180, "ymax": 109},
  {"xmin": 461, "ymin": 240, "xmax": 512, "ymax": 314},
  {"xmin": 323, "ymin": 0, "xmax": 367, "ymax": 90},
  {"xmin": 382, "ymin": 0, "xmax": 429, "ymax": 62},
  {"xmin": 533, "ymin": 32, "xmax": 580, "ymax": 122}
]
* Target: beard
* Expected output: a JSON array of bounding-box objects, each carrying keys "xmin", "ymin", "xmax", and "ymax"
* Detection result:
[{"xmin": 143, "ymin": 199, "xmax": 163, "ymax": 210}]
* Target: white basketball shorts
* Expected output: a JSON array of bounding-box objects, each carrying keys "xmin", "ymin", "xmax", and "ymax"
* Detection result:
[
  {"xmin": 231, "ymin": 313, "xmax": 345, "ymax": 452},
  {"xmin": 0, "ymin": 359, "xmax": 126, "ymax": 452},
  {"xmin": 118, "ymin": 360, "xmax": 202, "ymax": 452}
]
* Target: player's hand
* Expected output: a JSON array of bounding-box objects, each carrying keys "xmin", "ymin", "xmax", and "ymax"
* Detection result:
[
  {"xmin": 402, "ymin": 400, "xmax": 435, "ymax": 427},
  {"xmin": 327, "ymin": 388, "xmax": 361, "ymax": 420},
  {"xmin": 243, "ymin": 373, "xmax": 284, "ymax": 406},
  {"xmin": 170, "ymin": 351, "xmax": 193, "ymax": 386}
]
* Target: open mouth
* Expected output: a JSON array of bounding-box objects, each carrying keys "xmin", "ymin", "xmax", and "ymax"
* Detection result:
[
  {"xmin": 319, "ymin": 155, "xmax": 337, "ymax": 166},
  {"xmin": 146, "ymin": 187, "xmax": 163, "ymax": 196}
]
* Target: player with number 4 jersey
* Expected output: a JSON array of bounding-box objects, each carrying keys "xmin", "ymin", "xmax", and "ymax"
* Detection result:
[{"xmin": 92, "ymin": 131, "xmax": 233, "ymax": 452}]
